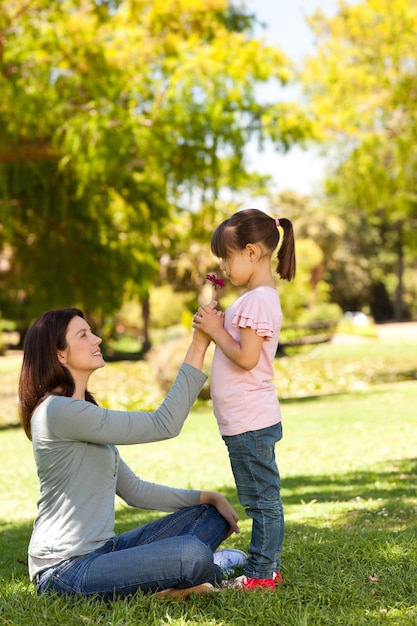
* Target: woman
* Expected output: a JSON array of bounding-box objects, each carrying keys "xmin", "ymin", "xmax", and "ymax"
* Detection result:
[{"xmin": 19, "ymin": 307, "xmax": 245, "ymax": 600}]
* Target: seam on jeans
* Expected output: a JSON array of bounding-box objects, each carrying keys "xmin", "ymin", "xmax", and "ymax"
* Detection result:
[{"xmin": 142, "ymin": 505, "xmax": 207, "ymax": 545}]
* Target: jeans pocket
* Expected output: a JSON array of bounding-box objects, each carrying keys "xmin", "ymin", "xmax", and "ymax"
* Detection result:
[
  {"xmin": 37, "ymin": 556, "xmax": 84, "ymax": 596},
  {"xmin": 255, "ymin": 423, "xmax": 282, "ymax": 461}
]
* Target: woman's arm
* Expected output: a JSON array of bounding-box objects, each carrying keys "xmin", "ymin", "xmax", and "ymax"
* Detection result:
[
  {"xmin": 183, "ymin": 300, "xmax": 217, "ymax": 369},
  {"xmin": 183, "ymin": 327, "xmax": 212, "ymax": 371},
  {"xmin": 116, "ymin": 460, "xmax": 240, "ymax": 537},
  {"xmin": 116, "ymin": 458, "xmax": 201, "ymax": 511},
  {"xmin": 45, "ymin": 326, "xmax": 212, "ymax": 445}
]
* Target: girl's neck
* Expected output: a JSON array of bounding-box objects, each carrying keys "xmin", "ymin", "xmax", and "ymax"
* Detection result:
[
  {"xmin": 247, "ymin": 260, "xmax": 275, "ymax": 291},
  {"xmin": 248, "ymin": 278, "xmax": 275, "ymax": 290}
]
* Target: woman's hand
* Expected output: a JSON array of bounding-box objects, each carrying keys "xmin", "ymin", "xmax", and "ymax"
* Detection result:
[{"xmin": 200, "ymin": 491, "xmax": 240, "ymax": 536}]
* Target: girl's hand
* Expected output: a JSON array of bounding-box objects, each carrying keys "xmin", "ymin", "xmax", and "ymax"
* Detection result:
[
  {"xmin": 192, "ymin": 303, "xmax": 224, "ymax": 338},
  {"xmin": 194, "ymin": 304, "xmax": 263, "ymax": 371},
  {"xmin": 200, "ymin": 491, "xmax": 240, "ymax": 536}
]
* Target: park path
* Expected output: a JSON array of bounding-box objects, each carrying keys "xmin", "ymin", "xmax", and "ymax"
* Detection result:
[
  {"xmin": 375, "ymin": 321, "xmax": 417, "ymax": 340},
  {"xmin": 331, "ymin": 320, "xmax": 417, "ymax": 345}
]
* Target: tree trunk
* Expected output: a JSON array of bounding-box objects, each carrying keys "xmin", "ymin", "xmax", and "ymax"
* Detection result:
[
  {"xmin": 141, "ymin": 292, "xmax": 152, "ymax": 353},
  {"xmin": 393, "ymin": 221, "xmax": 404, "ymax": 321}
]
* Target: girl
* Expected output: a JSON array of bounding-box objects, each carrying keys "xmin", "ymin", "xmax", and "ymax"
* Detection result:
[
  {"xmin": 19, "ymin": 307, "xmax": 245, "ymax": 600},
  {"xmin": 193, "ymin": 208, "xmax": 296, "ymax": 591}
]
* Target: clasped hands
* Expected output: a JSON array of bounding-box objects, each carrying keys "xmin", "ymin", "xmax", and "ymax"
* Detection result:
[{"xmin": 192, "ymin": 300, "xmax": 224, "ymax": 337}]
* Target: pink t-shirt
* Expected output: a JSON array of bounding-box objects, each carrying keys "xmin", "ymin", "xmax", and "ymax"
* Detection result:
[{"xmin": 210, "ymin": 286, "xmax": 282, "ymax": 436}]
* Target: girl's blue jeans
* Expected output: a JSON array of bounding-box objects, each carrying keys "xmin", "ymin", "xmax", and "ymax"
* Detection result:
[
  {"xmin": 223, "ymin": 422, "xmax": 284, "ymax": 579},
  {"xmin": 35, "ymin": 504, "xmax": 229, "ymax": 599}
]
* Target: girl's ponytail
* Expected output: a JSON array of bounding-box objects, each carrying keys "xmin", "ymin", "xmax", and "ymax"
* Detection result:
[{"xmin": 276, "ymin": 218, "xmax": 296, "ymax": 280}]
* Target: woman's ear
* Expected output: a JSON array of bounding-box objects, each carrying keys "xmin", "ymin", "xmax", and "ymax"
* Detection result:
[{"xmin": 57, "ymin": 351, "xmax": 67, "ymax": 364}]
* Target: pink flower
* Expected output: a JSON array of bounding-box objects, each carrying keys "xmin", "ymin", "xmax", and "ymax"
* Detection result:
[{"xmin": 206, "ymin": 274, "xmax": 225, "ymax": 289}]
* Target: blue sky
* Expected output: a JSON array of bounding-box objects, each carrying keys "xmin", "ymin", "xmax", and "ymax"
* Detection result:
[
  {"xmin": 245, "ymin": 0, "xmax": 340, "ymax": 195},
  {"xmin": 248, "ymin": 0, "xmax": 339, "ymax": 61}
]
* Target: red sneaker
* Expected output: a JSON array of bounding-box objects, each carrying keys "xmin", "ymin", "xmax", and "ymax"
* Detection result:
[
  {"xmin": 273, "ymin": 571, "xmax": 283, "ymax": 585},
  {"xmin": 223, "ymin": 575, "xmax": 275, "ymax": 591}
]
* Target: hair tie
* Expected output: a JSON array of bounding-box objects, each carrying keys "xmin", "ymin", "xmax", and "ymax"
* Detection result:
[{"xmin": 275, "ymin": 217, "xmax": 280, "ymax": 228}]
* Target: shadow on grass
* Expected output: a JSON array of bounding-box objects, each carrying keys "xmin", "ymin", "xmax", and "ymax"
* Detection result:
[
  {"xmin": 0, "ymin": 422, "xmax": 21, "ymax": 432},
  {"xmin": 0, "ymin": 519, "xmax": 32, "ymax": 585},
  {"xmin": 283, "ymin": 457, "xmax": 417, "ymax": 505}
]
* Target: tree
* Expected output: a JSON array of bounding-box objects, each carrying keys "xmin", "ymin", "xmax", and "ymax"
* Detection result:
[
  {"xmin": 0, "ymin": 0, "xmax": 311, "ymax": 337},
  {"xmin": 301, "ymin": 0, "xmax": 417, "ymax": 320},
  {"xmin": 267, "ymin": 190, "xmax": 343, "ymax": 322}
]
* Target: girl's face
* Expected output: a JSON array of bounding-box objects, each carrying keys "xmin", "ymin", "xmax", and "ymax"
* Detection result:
[
  {"xmin": 220, "ymin": 247, "xmax": 253, "ymax": 287},
  {"xmin": 58, "ymin": 316, "xmax": 105, "ymax": 376}
]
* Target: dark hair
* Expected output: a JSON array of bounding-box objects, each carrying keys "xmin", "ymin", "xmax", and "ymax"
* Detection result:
[
  {"xmin": 19, "ymin": 308, "xmax": 97, "ymax": 440},
  {"xmin": 211, "ymin": 208, "xmax": 296, "ymax": 280}
]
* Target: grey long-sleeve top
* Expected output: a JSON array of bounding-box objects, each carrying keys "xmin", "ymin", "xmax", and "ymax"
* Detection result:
[{"xmin": 28, "ymin": 363, "xmax": 207, "ymax": 580}]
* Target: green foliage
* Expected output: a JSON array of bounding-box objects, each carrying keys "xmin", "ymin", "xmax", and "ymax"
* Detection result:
[
  {"xmin": 272, "ymin": 236, "xmax": 337, "ymax": 325},
  {"xmin": 147, "ymin": 330, "xmax": 214, "ymax": 400},
  {"xmin": 150, "ymin": 285, "xmax": 196, "ymax": 328},
  {"xmin": 268, "ymin": 191, "xmax": 345, "ymax": 323},
  {"xmin": 337, "ymin": 315, "xmax": 377, "ymax": 338},
  {"xmin": 297, "ymin": 302, "xmax": 343, "ymax": 324},
  {"xmin": 301, "ymin": 0, "xmax": 417, "ymax": 320},
  {"xmin": 0, "ymin": 0, "xmax": 312, "ymax": 328}
]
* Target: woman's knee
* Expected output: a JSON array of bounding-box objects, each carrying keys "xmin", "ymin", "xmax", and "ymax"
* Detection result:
[
  {"xmin": 178, "ymin": 536, "xmax": 216, "ymax": 584},
  {"xmin": 179, "ymin": 535, "xmax": 212, "ymax": 563}
]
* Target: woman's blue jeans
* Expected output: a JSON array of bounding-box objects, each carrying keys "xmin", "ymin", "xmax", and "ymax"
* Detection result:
[
  {"xmin": 35, "ymin": 504, "xmax": 229, "ymax": 599},
  {"xmin": 223, "ymin": 422, "xmax": 284, "ymax": 579}
]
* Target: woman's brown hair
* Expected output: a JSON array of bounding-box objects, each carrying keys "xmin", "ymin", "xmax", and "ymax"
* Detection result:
[
  {"xmin": 19, "ymin": 308, "xmax": 97, "ymax": 440},
  {"xmin": 211, "ymin": 208, "xmax": 296, "ymax": 280}
]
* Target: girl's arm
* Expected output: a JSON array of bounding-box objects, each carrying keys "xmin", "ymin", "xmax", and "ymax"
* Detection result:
[{"xmin": 193, "ymin": 306, "xmax": 263, "ymax": 370}]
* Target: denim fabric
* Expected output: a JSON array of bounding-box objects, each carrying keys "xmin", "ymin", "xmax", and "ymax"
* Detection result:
[
  {"xmin": 223, "ymin": 422, "xmax": 284, "ymax": 579},
  {"xmin": 35, "ymin": 504, "xmax": 228, "ymax": 599}
]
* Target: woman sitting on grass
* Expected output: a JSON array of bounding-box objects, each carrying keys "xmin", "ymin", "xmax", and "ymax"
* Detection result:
[{"xmin": 19, "ymin": 307, "xmax": 246, "ymax": 600}]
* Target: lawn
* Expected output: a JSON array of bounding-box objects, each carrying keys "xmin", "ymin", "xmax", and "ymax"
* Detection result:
[{"xmin": 0, "ymin": 334, "xmax": 416, "ymax": 625}]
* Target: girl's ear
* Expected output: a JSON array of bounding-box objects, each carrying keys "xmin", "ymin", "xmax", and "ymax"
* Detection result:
[{"xmin": 246, "ymin": 243, "xmax": 261, "ymax": 260}]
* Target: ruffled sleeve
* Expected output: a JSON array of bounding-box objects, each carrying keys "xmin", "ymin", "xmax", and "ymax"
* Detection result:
[{"xmin": 231, "ymin": 290, "xmax": 277, "ymax": 340}]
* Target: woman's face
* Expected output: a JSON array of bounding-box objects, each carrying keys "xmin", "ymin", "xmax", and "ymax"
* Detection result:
[{"xmin": 58, "ymin": 316, "xmax": 105, "ymax": 375}]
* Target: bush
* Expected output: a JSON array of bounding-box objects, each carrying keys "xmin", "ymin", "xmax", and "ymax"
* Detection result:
[
  {"xmin": 147, "ymin": 330, "xmax": 214, "ymax": 400},
  {"xmin": 150, "ymin": 286, "xmax": 197, "ymax": 329},
  {"xmin": 297, "ymin": 302, "xmax": 343, "ymax": 324}
]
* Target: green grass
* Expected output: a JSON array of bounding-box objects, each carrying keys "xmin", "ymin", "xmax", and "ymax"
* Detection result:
[{"xmin": 1, "ymin": 337, "xmax": 417, "ymax": 625}]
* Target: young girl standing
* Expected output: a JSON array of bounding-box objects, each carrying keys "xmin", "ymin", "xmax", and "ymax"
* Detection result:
[{"xmin": 193, "ymin": 208, "xmax": 296, "ymax": 591}]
